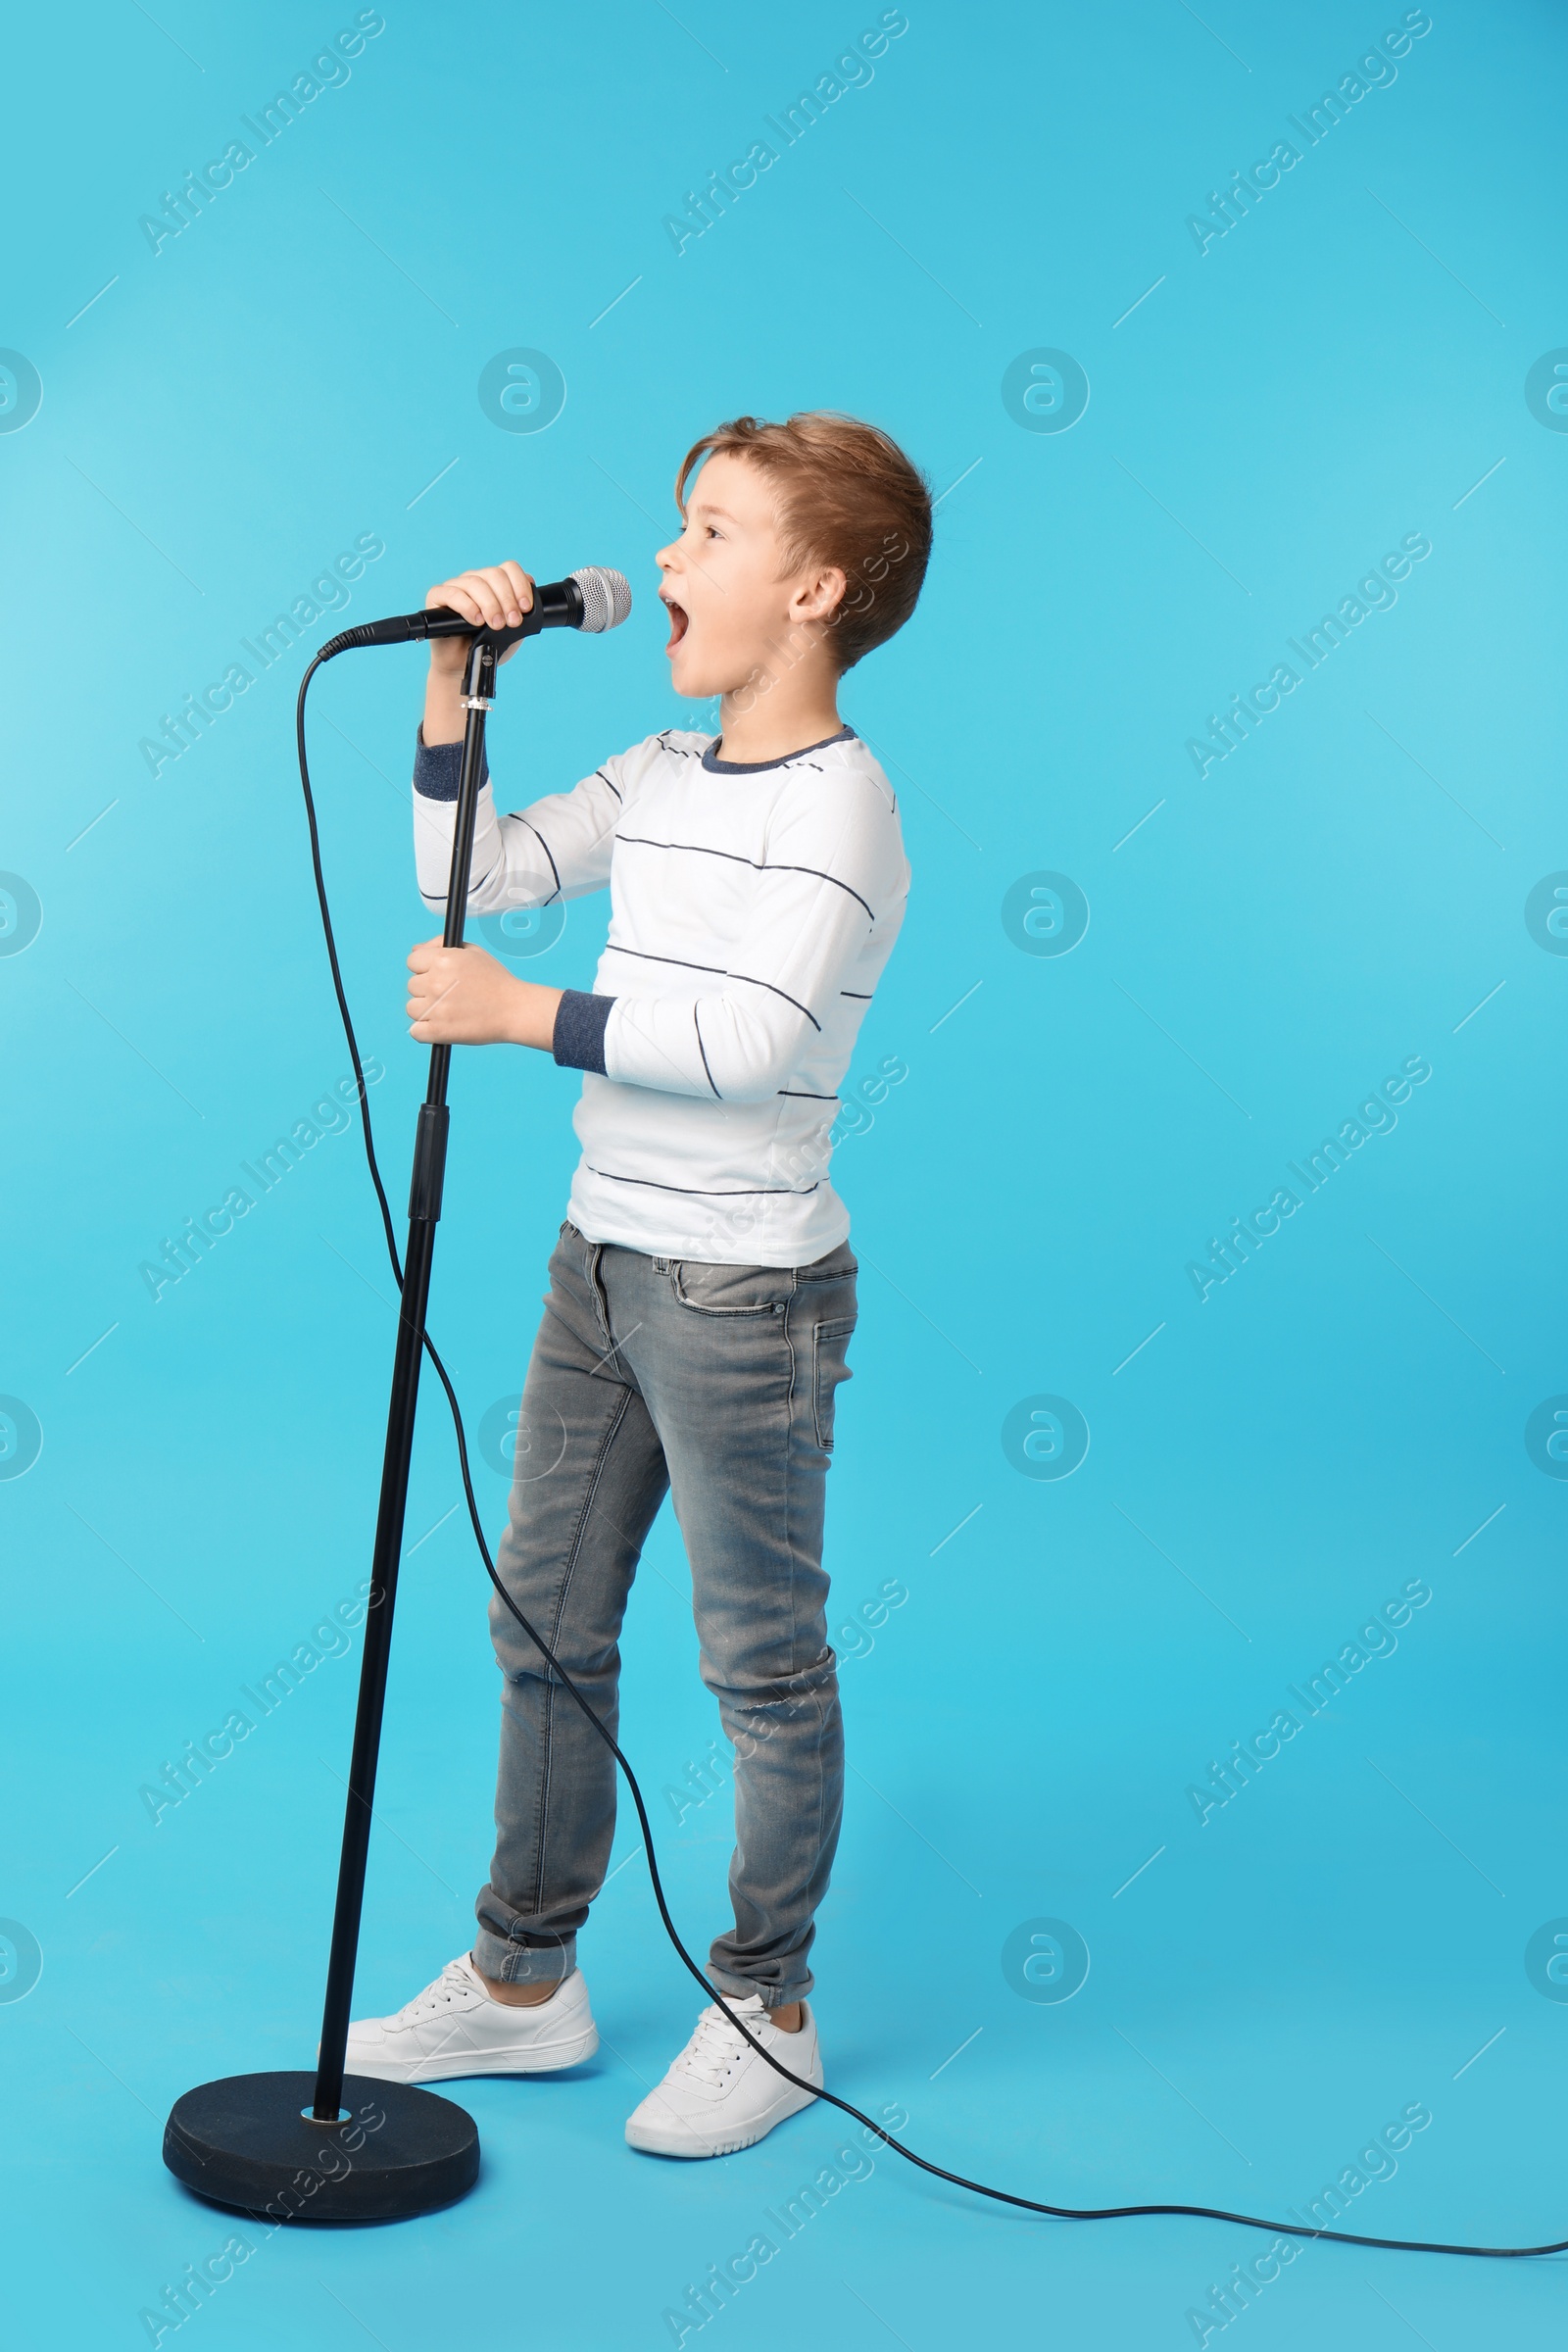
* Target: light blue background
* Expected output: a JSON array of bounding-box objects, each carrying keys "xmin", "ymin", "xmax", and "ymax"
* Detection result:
[{"xmin": 3, "ymin": 3, "xmax": 1566, "ymax": 2345}]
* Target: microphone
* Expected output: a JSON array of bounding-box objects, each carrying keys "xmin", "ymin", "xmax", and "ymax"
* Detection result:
[{"xmin": 318, "ymin": 566, "xmax": 632, "ymax": 660}]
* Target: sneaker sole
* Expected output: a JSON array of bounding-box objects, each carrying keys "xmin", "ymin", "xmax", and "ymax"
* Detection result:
[
  {"xmin": 345, "ymin": 2024, "xmax": 599, "ymax": 2084},
  {"xmin": 624, "ymin": 2079, "xmax": 818, "ymax": 2159}
]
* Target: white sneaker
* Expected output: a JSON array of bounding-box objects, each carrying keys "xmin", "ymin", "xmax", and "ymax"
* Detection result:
[
  {"xmin": 341, "ymin": 1953, "xmax": 597, "ymax": 2083},
  {"xmin": 624, "ymin": 1993, "xmax": 822, "ymax": 2158}
]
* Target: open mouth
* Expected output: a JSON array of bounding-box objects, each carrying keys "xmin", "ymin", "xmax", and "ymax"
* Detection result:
[{"xmin": 663, "ymin": 598, "xmax": 688, "ymax": 654}]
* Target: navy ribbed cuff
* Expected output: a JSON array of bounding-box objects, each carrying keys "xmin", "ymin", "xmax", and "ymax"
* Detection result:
[
  {"xmin": 552, "ymin": 990, "xmax": 615, "ymax": 1074},
  {"xmin": 413, "ymin": 726, "xmax": 489, "ymax": 802}
]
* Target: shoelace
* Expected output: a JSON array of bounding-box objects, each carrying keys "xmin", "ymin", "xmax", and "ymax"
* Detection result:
[
  {"xmin": 392, "ymin": 1958, "xmax": 475, "ymax": 2028},
  {"xmin": 676, "ymin": 2001, "xmax": 770, "ymax": 2086}
]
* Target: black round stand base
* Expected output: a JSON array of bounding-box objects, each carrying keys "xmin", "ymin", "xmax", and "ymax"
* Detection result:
[{"xmin": 164, "ymin": 2073, "xmax": 479, "ymax": 2223}]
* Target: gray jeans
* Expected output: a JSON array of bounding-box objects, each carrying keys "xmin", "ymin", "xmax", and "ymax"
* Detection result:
[{"xmin": 473, "ymin": 1219, "xmax": 858, "ymax": 2009}]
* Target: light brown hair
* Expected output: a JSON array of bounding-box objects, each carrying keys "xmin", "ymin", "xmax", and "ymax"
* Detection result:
[{"xmin": 674, "ymin": 411, "xmax": 932, "ymax": 670}]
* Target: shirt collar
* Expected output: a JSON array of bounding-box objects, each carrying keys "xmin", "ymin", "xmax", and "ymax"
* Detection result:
[{"xmin": 701, "ymin": 725, "xmax": 857, "ymax": 775}]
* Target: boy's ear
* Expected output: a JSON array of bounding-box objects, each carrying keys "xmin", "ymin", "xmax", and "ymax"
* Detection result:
[{"xmin": 791, "ymin": 564, "xmax": 847, "ymax": 624}]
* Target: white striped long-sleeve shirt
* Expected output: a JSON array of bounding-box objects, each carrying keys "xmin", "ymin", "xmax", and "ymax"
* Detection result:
[{"xmin": 412, "ymin": 723, "xmax": 909, "ymax": 1265}]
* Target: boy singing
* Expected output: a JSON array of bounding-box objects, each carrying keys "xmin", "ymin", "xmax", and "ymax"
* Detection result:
[{"xmin": 346, "ymin": 412, "xmax": 931, "ymax": 2158}]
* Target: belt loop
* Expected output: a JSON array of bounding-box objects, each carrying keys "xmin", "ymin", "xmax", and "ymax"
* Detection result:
[{"xmin": 651, "ymin": 1255, "xmax": 669, "ymax": 1275}]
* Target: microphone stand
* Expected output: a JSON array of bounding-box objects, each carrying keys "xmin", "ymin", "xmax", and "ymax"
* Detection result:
[{"xmin": 164, "ymin": 629, "xmax": 508, "ymax": 2223}]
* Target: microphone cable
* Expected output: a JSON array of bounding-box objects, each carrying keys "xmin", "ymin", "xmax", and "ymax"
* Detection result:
[{"xmin": 295, "ymin": 654, "xmax": 1566, "ymax": 2262}]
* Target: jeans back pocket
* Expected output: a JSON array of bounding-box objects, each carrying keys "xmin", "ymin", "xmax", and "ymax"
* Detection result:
[{"xmin": 811, "ymin": 1316, "xmax": 858, "ymax": 1451}]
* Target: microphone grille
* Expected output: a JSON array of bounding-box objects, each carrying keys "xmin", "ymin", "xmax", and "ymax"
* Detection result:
[{"xmin": 570, "ymin": 566, "xmax": 633, "ymax": 633}]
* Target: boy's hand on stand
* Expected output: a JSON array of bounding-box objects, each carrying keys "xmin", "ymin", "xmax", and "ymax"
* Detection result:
[
  {"xmin": 413, "ymin": 562, "xmax": 560, "ymax": 1052},
  {"xmin": 406, "ymin": 937, "xmax": 562, "ymax": 1051},
  {"xmin": 422, "ymin": 560, "xmax": 535, "ymax": 744}
]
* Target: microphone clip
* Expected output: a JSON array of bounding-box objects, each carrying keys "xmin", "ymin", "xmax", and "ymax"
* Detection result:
[{"xmin": 459, "ymin": 637, "xmax": 499, "ymax": 709}]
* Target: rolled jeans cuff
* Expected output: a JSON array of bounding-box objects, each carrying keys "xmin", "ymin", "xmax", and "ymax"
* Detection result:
[
  {"xmin": 471, "ymin": 1926, "xmax": 576, "ymax": 1988},
  {"xmin": 705, "ymin": 1959, "xmax": 814, "ymax": 2011}
]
